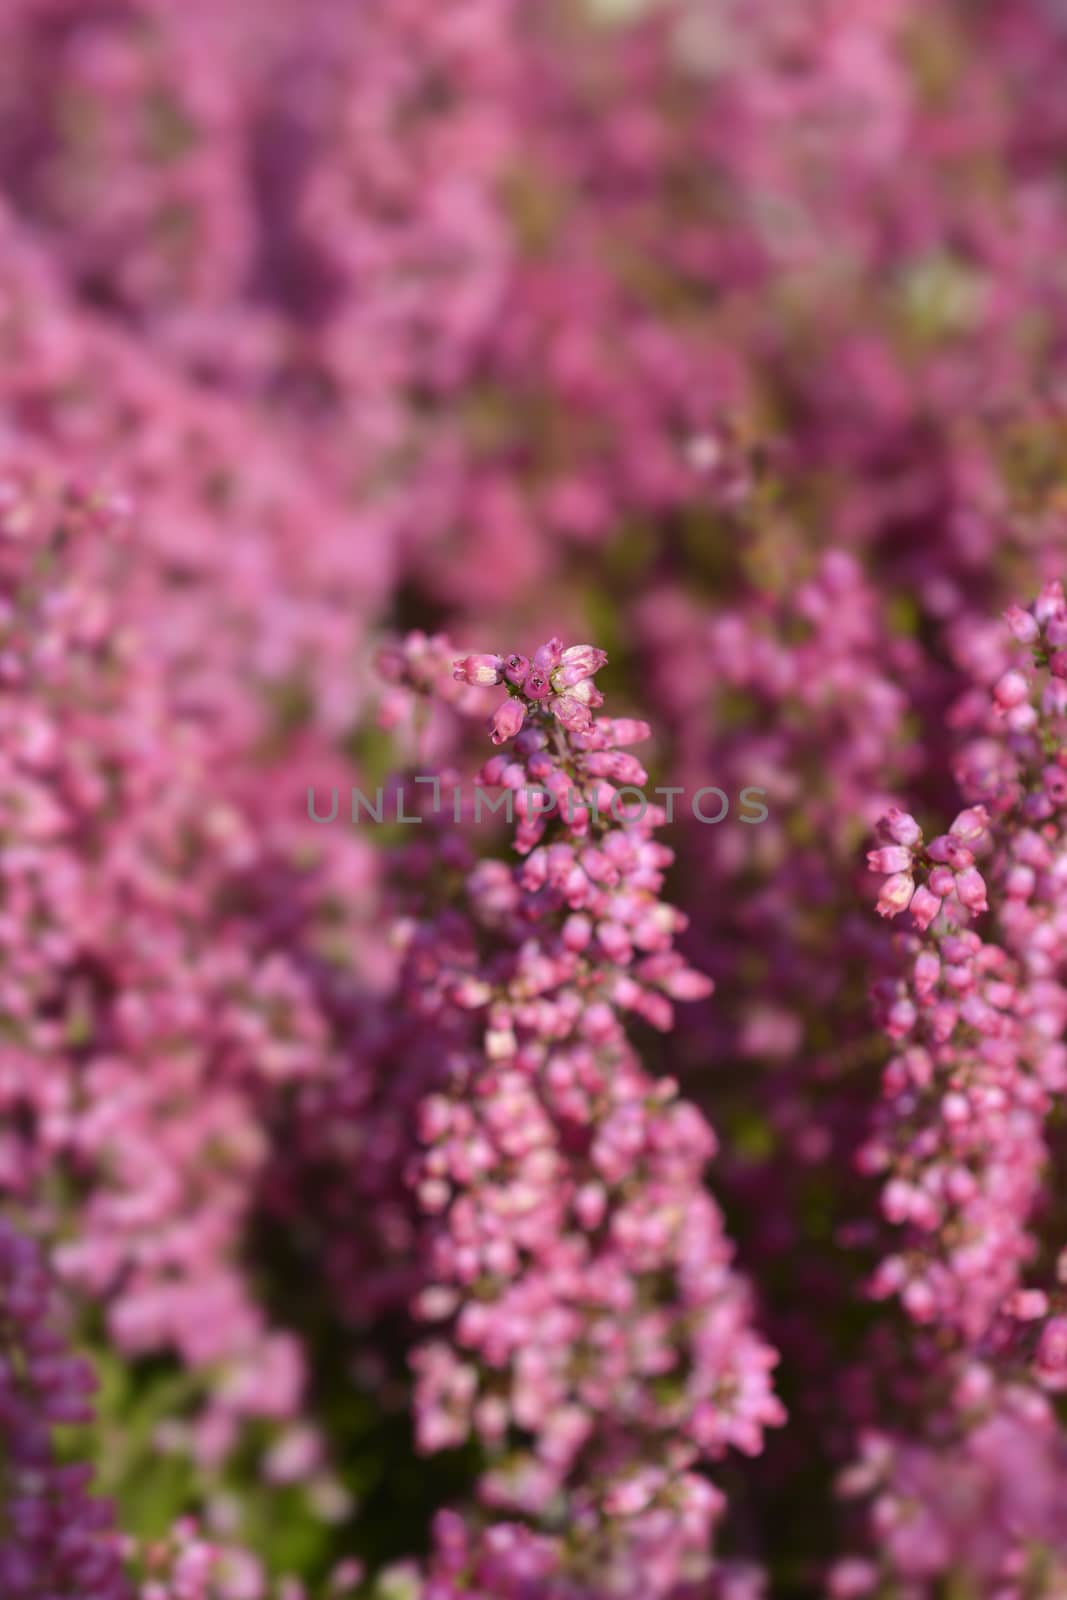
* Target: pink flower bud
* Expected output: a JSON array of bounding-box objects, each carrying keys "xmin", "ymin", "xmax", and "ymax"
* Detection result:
[
  {"xmin": 581, "ymin": 847, "xmax": 619, "ymax": 886},
  {"xmin": 927, "ymin": 835, "xmax": 973, "ymax": 867},
  {"xmin": 886, "ymin": 997, "xmax": 917, "ymax": 1037},
  {"xmin": 1004, "ymin": 604, "xmax": 1040, "ymax": 645},
  {"xmin": 993, "ymin": 669, "xmax": 1029, "ymax": 709},
  {"xmin": 552, "ymin": 695, "xmax": 593, "ymax": 733},
  {"xmin": 503, "ymin": 653, "xmax": 529, "ymax": 687},
  {"xmin": 1037, "ymin": 1319, "xmax": 1067, "ymax": 1384},
  {"xmin": 453, "ymin": 653, "xmax": 504, "ymax": 686},
  {"xmin": 913, "ymin": 950, "xmax": 940, "ymax": 994},
  {"xmin": 1035, "ymin": 579, "xmax": 1066, "ymax": 624},
  {"xmin": 882, "ymin": 1179, "xmax": 913, "ymax": 1224},
  {"xmin": 562, "ymin": 914, "xmax": 592, "ymax": 951},
  {"xmin": 584, "ymin": 751, "xmax": 648, "ymax": 786},
  {"xmin": 867, "ymin": 846, "xmax": 912, "ymax": 875},
  {"xmin": 955, "ymin": 867, "xmax": 988, "ymax": 914},
  {"xmin": 949, "ymin": 806, "xmax": 989, "ymax": 842},
  {"xmin": 953, "ymin": 1362, "xmax": 993, "ymax": 1408},
  {"xmin": 560, "ymin": 644, "xmax": 606, "ymax": 673},
  {"xmin": 1006, "ymin": 1289, "xmax": 1048, "ymax": 1321},
  {"xmin": 532, "ymin": 637, "xmax": 564, "ymax": 672},
  {"xmin": 551, "ymin": 647, "xmax": 608, "ymax": 689},
  {"xmin": 1006, "ymin": 700, "xmax": 1038, "ymax": 734},
  {"xmin": 942, "ymin": 1092, "xmax": 969, "ymax": 1124},
  {"xmin": 659, "ymin": 965, "xmax": 714, "ymax": 1001},
  {"xmin": 902, "ymin": 1278, "xmax": 936, "ymax": 1321},
  {"xmin": 1005, "ymin": 863, "xmax": 1035, "ymax": 899},
  {"xmin": 489, "ymin": 698, "xmax": 525, "ymax": 745},
  {"xmin": 574, "ymin": 1182, "xmax": 607, "ymax": 1230},
  {"xmin": 553, "ymin": 661, "xmax": 596, "ymax": 690},
  {"xmin": 880, "ymin": 809, "xmax": 922, "ymax": 847},
  {"xmin": 928, "ymin": 866, "xmax": 955, "ymax": 898},
  {"xmin": 596, "ymin": 718, "xmax": 650, "ymax": 746},
  {"xmin": 908, "ymin": 886, "xmax": 942, "ymax": 932},
  {"xmin": 876, "ymin": 873, "xmax": 915, "ymax": 918},
  {"xmin": 563, "ymin": 677, "xmax": 603, "ymax": 706}
]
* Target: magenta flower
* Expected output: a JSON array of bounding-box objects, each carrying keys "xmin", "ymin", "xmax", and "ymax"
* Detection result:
[
  {"xmin": 489, "ymin": 697, "xmax": 526, "ymax": 744},
  {"xmin": 390, "ymin": 634, "xmax": 782, "ymax": 1594},
  {"xmin": 875, "ymin": 872, "xmax": 915, "ymax": 918},
  {"xmin": 453, "ymin": 653, "xmax": 506, "ymax": 686},
  {"xmin": 954, "ymin": 865, "xmax": 988, "ymax": 914}
]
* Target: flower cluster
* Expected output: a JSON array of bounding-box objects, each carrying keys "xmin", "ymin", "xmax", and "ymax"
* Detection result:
[
  {"xmin": 394, "ymin": 639, "xmax": 784, "ymax": 1596},
  {"xmin": 0, "ymin": 465, "xmax": 368, "ymax": 1590},
  {"xmin": 846, "ymin": 586, "xmax": 1067, "ymax": 1590},
  {"xmin": 869, "ymin": 806, "xmax": 989, "ymax": 929},
  {"xmin": 454, "ymin": 641, "xmax": 609, "ymax": 740}
]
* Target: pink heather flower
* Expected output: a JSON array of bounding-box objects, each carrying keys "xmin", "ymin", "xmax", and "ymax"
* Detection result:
[
  {"xmin": 595, "ymin": 717, "xmax": 651, "ymax": 746},
  {"xmin": 552, "ymin": 694, "xmax": 595, "ymax": 732},
  {"xmin": 949, "ymin": 806, "xmax": 990, "ymax": 842},
  {"xmin": 559, "ymin": 643, "xmax": 608, "ymax": 675},
  {"xmin": 880, "ymin": 809, "xmax": 923, "ymax": 848},
  {"xmin": 854, "ymin": 589, "xmax": 1067, "ymax": 1589},
  {"xmin": 659, "ymin": 965, "xmax": 715, "ymax": 1001},
  {"xmin": 490, "ymin": 697, "xmax": 526, "ymax": 744},
  {"xmin": 1006, "ymin": 1289, "xmax": 1048, "ymax": 1321},
  {"xmin": 867, "ymin": 846, "xmax": 912, "ymax": 875},
  {"xmin": 1004, "ymin": 604, "xmax": 1040, "ymax": 645},
  {"xmin": 876, "ymin": 872, "xmax": 915, "ymax": 918},
  {"xmin": 1047, "ymin": 613, "xmax": 1067, "ymax": 647},
  {"xmin": 396, "ymin": 636, "xmax": 781, "ymax": 1590},
  {"xmin": 524, "ymin": 666, "xmax": 553, "ymax": 700},
  {"xmin": 565, "ymin": 676, "xmax": 603, "ymax": 706},
  {"xmin": 954, "ymin": 866, "xmax": 988, "ymax": 914},
  {"xmin": 1036, "ymin": 1319, "xmax": 1067, "ymax": 1387},
  {"xmin": 552, "ymin": 659, "xmax": 602, "ymax": 689},
  {"xmin": 927, "ymin": 865, "xmax": 956, "ymax": 897},
  {"xmin": 926, "ymin": 835, "xmax": 973, "ymax": 867},
  {"xmin": 1035, "ymin": 580, "xmax": 1066, "ymax": 625},
  {"xmin": 908, "ymin": 886, "xmax": 943, "ymax": 932},
  {"xmin": 993, "ymin": 669, "xmax": 1030, "ymax": 710},
  {"xmin": 0, "ymin": 474, "xmax": 327, "ymax": 1509},
  {"xmin": 532, "ymin": 638, "xmax": 565, "ymax": 672},
  {"xmin": 551, "ymin": 647, "xmax": 609, "ymax": 690},
  {"xmin": 454, "ymin": 653, "xmax": 505, "ymax": 686},
  {"xmin": 504, "ymin": 653, "xmax": 530, "ymax": 687}
]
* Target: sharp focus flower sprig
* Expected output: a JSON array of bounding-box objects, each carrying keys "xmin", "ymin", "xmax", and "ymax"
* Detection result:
[
  {"xmin": 394, "ymin": 636, "xmax": 784, "ymax": 1598},
  {"xmin": 454, "ymin": 638, "xmax": 609, "ymax": 742}
]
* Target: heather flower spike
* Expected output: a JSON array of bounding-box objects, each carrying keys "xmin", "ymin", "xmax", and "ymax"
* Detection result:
[
  {"xmin": 391, "ymin": 635, "xmax": 782, "ymax": 1596},
  {"xmin": 850, "ymin": 589, "xmax": 1067, "ymax": 1588}
]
